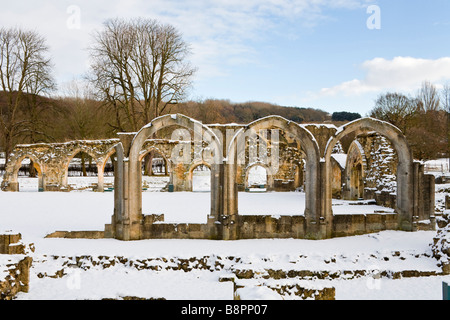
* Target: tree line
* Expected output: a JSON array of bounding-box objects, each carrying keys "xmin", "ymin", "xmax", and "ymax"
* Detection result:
[
  {"xmin": 0, "ymin": 18, "xmax": 448, "ymax": 165},
  {"xmin": 0, "ymin": 18, "xmax": 332, "ymax": 165},
  {"xmin": 368, "ymin": 81, "xmax": 449, "ymax": 160}
]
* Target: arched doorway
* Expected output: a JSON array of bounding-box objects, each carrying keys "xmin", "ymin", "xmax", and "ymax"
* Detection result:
[
  {"xmin": 342, "ymin": 140, "xmax": 366, "ymax": 200},
  {"xmin": 245, "ymin": 164, "xmax": 269, "ymax": 192},
  {"xmin": 324, "ymin": 118, "xmax": 413, "ymax": 231},
  {"xmin": 139, "ymin": 148, "xmax": 171, "ymax": 192},
  {"xmin": 119, "ymin": 114, "xmax": 222, "ymax": 240},
  {"xmin": 11, "ymin": 155, "xmax": 44, "ymax": 192},
  {"xmin": 63, "ymin": 150, "xmax": 99, "ymax": 191},
  {"xmin": 350, "ymin": 163, "xmax": 364, "ymax": 200},
  {"xmin": 189, "ymin": 162, "xmax": 211, "ymax": 192},
  {"xmin": 98, "ymin": 147, "xmax": 120, "ymax": 193},
  {"xmin": 227, "ymin": 115, "xmax": 321, "ymax": 238}
]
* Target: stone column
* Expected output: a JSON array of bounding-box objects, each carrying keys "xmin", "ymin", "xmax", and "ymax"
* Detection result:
[
  {"xmin": 207, "ymin": 162, "xmax": 225, "ymax": 240},
  {"xmin": 38, "ymin": 172, "xmax": 45, "ymax": 192},
  {"xmin": 305, "ymin": 159, "xmax": 330, "ymax": 240},
  {"xmin": 126, "ymin": 158, "xmax": 143, "ymax": 240},
  {"xmin": 109, "ymin": 139, "xmax": 141, "ymax": 241},
  {"xmin": 97, "ymin": 162, "xmax": 104, "ymax": 192},
  {"xmin": 8, "ymin": 182, "xmax": 19, "ymax": 192},
  {"xmin": 114, "ymin": 158, "xmax": 130, "ymax": 240},
  {"xmin": 320, "ymin": 160, "xmax": 333, "ymax": 239},
  {"xmin": 109, "ymin": 145, "xmax": 125, "ymax": 239},
  {"xmin": 223, "ymin": 161, "xmax": 238, "ymax": 240}
]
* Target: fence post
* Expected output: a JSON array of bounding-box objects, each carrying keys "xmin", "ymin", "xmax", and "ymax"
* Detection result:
[{"xmin": 444, "ymin": 282, "xmax": 449, "ymax": 300}]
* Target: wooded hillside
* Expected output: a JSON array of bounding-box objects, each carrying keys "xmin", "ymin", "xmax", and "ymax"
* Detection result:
[{"xmin": 0, "ymin": 91, "xmax": 331, "ymax": 149}]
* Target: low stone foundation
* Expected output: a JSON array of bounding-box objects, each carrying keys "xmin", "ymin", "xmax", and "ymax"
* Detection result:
[
  {"xmin": 52, "ymin": 210, "xmax": 436, "ymax": 241},
  {"xmin": 31, "ymin": 249, "xmax": 444, "ymax": 300},
  {"xmin": 431, "ymin": 211, "xmax": 450, "ymax": 274},
  {"xmin": 95, "ymin": 212, "xmax": 435, "ymax": 241},
  {"xmin": 0, "ymin": 233, "xmax": 27, "ymax": 254},
  {"xmin": 125, "ymin": 212, "xmax": 410, "ymax": 240},
  {"xmin": 237, "ymin": 215, "xmax": 305, "ymax": 239},
  {"xmin": 333, "ymin": 214, "xmax": 399, "ymax": 237},
  {"xmin": 0, "ymin": 233, "xmax": 33, "ymax": 300},
  {"xmin": 45, "ymin": 231, "xmax": 105, "ymax": 239},
  {"xmin": 0, "ymin": 256, "xmax": 32, "ymax": 300}
]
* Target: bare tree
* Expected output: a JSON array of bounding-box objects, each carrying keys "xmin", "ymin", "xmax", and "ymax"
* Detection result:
[
  {"xmin": 0, "ymin": 27, "xmax": 54, "ymax": 164},
  {"xmin": 87, "ymin": 17, "xmax": 196, "ymax": 132},
  {"xmin": 369, "ymin": 92, "xmax": 417, "ymax": 133},
  {"xmin": 442, "ymin": 83, "xmax": 450, "ymax": 163},
  {"xmin": 442, "ymin": 83, "xmax": 450, "ymax": 113},
  {"xmin": 58, "ymin": 79, "xmax": 101, "ymax": 140},
  {"xmin": 417, "ymin": 80, "xmax": 441, "ymax": 112}
]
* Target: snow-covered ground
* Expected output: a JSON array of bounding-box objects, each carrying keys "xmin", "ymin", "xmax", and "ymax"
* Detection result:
[
  {"xmin": 3, "ymin": 178, "xmax": 395, "ymax": 229},
  {"xmin": 247, "ymin": 165, "xmax": 268, "ymax": 186},
  {"xmin": 192, "ymin": 170, "xmax": 211, "ymax": 192},
  {"xmin": 1, "ymin": 176, "xmax": 449, "ymax": 300},
  {"xmin": 9, "ymin": 232, "xmax": 450, "ymax": 300},
  {"xmin": 424, "ymin": 158, "xmax": 449, "ymax": 174}
]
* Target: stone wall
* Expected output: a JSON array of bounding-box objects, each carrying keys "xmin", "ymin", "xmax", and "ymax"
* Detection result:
[
  {"xmin": 432, "ymin": 211, "xmax": 450, "ymax": 274},
  {"xmin": 0, "ymin": 256, "xmax": 32, "ymax": 300},
  {"xmin": 237, "ymin": 215, "xmax": 305, "ymax": 239},
  {"xmin": 1, "ymin": 139, "xmax": 119, "ymax": 192},
  {"xmin": 103, "ymin": 212, "xmax": 405, "ymax": 240},
  {"xmin": 0, "ymin": 233, "xmax": 32, "ymax": 300},
  {"xmin": 333, "ymin": 214, "xmax": 399, "ymax": 237},
  {"xmin": 2, "ymin": 116, "xmax": 436, "ymax": 241},
  {"xmin": 0, "ymin": 233, "xmax": 26, "ymax": 254},
  {"xmin": 45, "ymin": 231, "xmax": 105, "ymax": 239},
  {"xmin": 359, "ymin": 133, "xmax": 398, "ymax": 196}
]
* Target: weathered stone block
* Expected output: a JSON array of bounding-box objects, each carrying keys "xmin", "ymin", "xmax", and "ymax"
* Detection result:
[{"xmin": 0, "ymin": 256, "xmax": 32, "ymax": 300}]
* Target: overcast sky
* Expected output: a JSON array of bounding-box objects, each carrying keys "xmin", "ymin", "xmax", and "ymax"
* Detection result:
[{"xmin": 1, "ymin": 0, "xmax": 449, "ymax": 116}]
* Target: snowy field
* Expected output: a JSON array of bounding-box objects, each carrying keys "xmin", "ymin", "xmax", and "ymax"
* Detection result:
[
  {"xmin": 424, "ymin": 158, "xmax": 449, "ymax": 174},
  {"xmin": 0, "ymin": 176, "xmax": 449, "ymax": 300}
]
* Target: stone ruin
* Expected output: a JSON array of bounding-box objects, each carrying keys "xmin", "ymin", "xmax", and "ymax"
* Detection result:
[
  {"xmin": 0, "ymin": 115, "xmax": 436, "ymax": 241},
  {"xmin": 0, "ymin": 232, "xmax": 33, "ymax": 300},
  {"xmin": 432, "ymin": 197, "xmax": 450, "ymax": 274}
]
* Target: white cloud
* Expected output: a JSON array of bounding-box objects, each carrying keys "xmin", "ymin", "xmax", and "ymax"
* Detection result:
[
  {"xmin": 320, "ymin": 56, "xmax": 450, "ymax": 96},
  {"xmin": 0, "ymin": 0, "xmax": 374, "ymax": 87}
]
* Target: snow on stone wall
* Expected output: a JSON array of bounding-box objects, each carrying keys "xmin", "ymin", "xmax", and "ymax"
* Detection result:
[
  {"xmin": 362, "ymin": 134, "xmax": 398, "ymax": 194},
  {"xmin": 431, "ymin": 211, "xmax": 450, "ymax": 274}
]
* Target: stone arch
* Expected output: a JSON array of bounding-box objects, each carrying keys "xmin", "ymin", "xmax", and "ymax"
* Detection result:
[
  {"xmin": 244, "ymin": 161, "xmax": 273, "ymax": 190},
  {"xmin": 343, "ymin": 140, "xmax": 367, "ymax": 200},
  {"xmin": 98, "ymin": 146, "xmax": 117, "ymax": 172},
  {"xmin": 10, "ymin": 154, "xmax": 44, "ymax": 192},
  {"xmin": 96, "ymin": 145, "xmax": 124, "ymax": 192},
  {"xmin": 98, "ymin": 146, "xmax": 119, "ymax": 175},
  {"xmin": 330, "ymin": 156, "xmax": 344, "ymax": 199},
  {"xmin": 138, "ymin": 145, "xmax": 171, "ymax": 163},
  {"xmin": 324, "ymin": 117, "xmax": 413, "ymax": 231},
  {"xmin": 100, "ymin": 142, "xmax": 127, "ymax": 237},
  {"xmin": 138, "ymin": 145, "xmax": 172, "ymax": 178},
  {"xmin": 187, "ymin": 160, "xmax": 211, "ymax": 191},
  {"xmin": 62, "ymin": 148, "xmax": 101, "ymax": 189},
  {"xmin": 227, "ymin": 115, "xmax": 322, "ymax": 238},
  {"xmin": 293, "ymin": 158, "xmax": 306, "ymax": 190},
  {"xmin": 123, "ymin": 114, "xmax": 222, "ymax": 240}
]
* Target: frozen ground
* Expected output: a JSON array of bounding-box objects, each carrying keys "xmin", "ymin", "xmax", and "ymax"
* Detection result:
[
  {"xmin": 8, "ymin": 232, "xmax": 450, "ymax": 300},
  {"xmin": 424, "ymin": 158, "xmax": 449, "ymax": 174},
  {"xmin": 0, "ymin": 176, "xmax": 449, "ymax": 300},
  {"xmin": 3, "ymin": 178, "xmax": 395, "ymax": 230}
]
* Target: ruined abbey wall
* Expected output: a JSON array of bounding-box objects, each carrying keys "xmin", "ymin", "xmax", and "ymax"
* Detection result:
[{"xmin": 0, "ymin": 115, "xmax": 437, "ymax": 241}]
